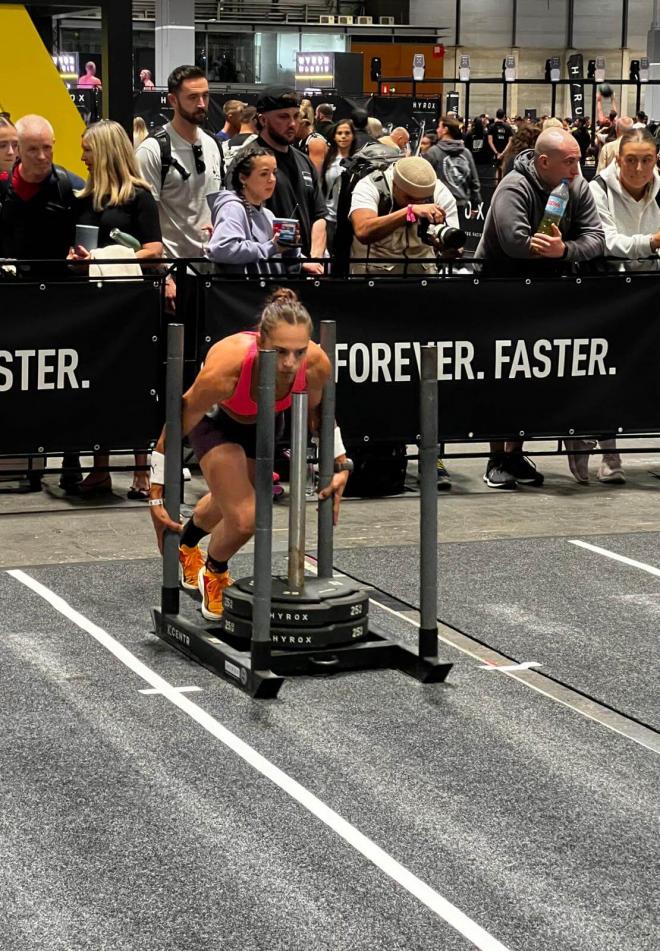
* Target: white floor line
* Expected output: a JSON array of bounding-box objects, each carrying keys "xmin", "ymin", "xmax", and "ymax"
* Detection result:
[
  {"xmin": 7, "ymin": 568, "xmax": 511, "ymax": 951},
  {"xmin": 569, "ymin": 539, "xmax": 660, "ymax": 578}
]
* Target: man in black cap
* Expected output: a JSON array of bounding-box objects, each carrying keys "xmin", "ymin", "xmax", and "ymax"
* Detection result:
[{"xmin": 255, "ymin": 85, "xmax": 326, "ymax": 273}]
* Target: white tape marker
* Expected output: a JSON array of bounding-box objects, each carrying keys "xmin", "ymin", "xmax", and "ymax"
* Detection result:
[
  {"xmin": 139, "ymin": 685, "xmax": 202, "ymax": 695},
  {"xmin": 479, "ymin": 661, "xmax": 542, "ymax": 672},
  {"xmin": 570, "ymin": 539, "xmax": 660, "ymax": 578}
]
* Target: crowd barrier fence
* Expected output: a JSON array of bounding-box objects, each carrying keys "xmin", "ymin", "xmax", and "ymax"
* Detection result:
[{"xmin": 2, "ymin": 264, "xmax": 660, "ymax": 469}]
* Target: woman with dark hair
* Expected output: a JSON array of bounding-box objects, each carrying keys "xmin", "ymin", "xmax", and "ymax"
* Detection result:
[
  {"xmin": 320, "ymin": 119, "xmax": 357, "ymax": 250},
  {"xmin": 464, "ymin": 117, "xmax": 495, "ymax": 174},
  {"xmin": 418, "ymin": 131, "xmax": 437, "ymax": 154},
  {"xmin": 148, "ymin": 287, "xmax": 351, "ymax": 620},
  {"xmin": 206, "ymin": 146, "xmax": 295, "ymax": 274},
  {"xmin": 499, "ymin": 122, "xmax": 542, "ymax": 177}
]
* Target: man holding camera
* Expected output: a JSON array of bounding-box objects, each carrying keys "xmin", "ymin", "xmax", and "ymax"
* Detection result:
[{"xmin": 349, "ymin": 156, "xmax": 460, "ymax": 275}]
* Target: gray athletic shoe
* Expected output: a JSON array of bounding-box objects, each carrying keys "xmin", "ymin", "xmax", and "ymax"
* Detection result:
[{"xmin": 565, "ymin": 438, "xmax": 596, "ymax": 484}]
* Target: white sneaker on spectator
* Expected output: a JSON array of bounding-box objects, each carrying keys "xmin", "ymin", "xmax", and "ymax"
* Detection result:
[
  {"xmin": 565, "ymin": 438, "xmax": 596, "ymax": 484},
  {"xmin": 598, "ymin": 454, "xmax": 625, "ymax": 484}
]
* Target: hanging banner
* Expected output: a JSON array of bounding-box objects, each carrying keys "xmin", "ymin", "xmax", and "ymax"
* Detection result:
[
  {"xmin": 567, "ymin": 53, "xmax": 586, "ymax": 120},
  {"xmin": 0, "ymin": 280, "xmax": 162, "ymax": 454},
  {"xmin": 202, "ymin": 276, "xmax": 660, "ymax": 443}
]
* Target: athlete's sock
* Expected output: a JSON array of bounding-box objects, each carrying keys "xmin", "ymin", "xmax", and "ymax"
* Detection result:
[
  {"xmin": 207, "ymin": 553, "xmax": 229, "ymax": 574},
  {"xmin": 180, "ymin": 517, "xmax": 208, "ymax": 549}
]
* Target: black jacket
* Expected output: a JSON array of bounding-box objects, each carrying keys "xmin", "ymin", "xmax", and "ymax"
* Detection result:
[{"xmin": 0, "ymin": 165, "xmax": 84, "ymax": 273}]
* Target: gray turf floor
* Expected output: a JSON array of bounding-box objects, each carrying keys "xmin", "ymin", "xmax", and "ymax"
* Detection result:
[
  {"xmin": 333, "ymin": 532, "xmax": 660, "ymax": 730},
  {"xmin": 0, "ymin": 552, "xmax": 658, "ymax": 951}
]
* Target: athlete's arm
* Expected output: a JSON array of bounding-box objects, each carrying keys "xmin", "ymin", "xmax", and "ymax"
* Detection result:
[
  {"xmin": 305, "ymin": 345, "xmax": 349, "ymax": 525},
  {"xmin": 148, "ymin": 337, "xmax": 245, "ymax": 550}
]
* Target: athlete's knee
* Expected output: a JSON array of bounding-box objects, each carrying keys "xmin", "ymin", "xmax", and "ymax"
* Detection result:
[{"xmin": 226, "ymin": 501, "xmax": 255, "ymax": 539}]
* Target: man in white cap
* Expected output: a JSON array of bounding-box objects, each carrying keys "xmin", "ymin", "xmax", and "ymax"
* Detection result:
[{"xmin": 349, "ymin": 155, "xmax": 459, "ymax": 275}]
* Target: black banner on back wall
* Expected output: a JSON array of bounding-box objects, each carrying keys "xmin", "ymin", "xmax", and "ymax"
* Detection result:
[
  {"xmin": 203, "ymin": 276, "xmax": 660, "ymax": 443},
  {"xmin": 1, "ymin": 281, "xmax": 162, "ymax": 454},
  {"xmin": 567, "ymin": 53, "xmax": 585, "ymax": 120}
]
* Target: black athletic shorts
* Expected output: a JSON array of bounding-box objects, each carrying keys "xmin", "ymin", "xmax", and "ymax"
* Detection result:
[{"xmin": 188, "ymin": 407, "xmax": 285, "ymax": 462}]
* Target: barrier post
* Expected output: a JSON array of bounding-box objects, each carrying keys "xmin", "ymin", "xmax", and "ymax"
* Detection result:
[
  {"xmin": 288, "ymin": 392, "xmax": 308, "ymax": 591},
  {"xmin": 161, "ymin": 323, "xmax": 184, "ymax": 615},
  {"xmin": 419, "ymin": 345, "xmax": 439, "ymax": 658},
  {"xmin": 317, "ymin": 320, "xmax": 336, "ymax": 579},
  {"xmin": 251, "ymin": 349, "xmax": 277, "ymax": 671}
]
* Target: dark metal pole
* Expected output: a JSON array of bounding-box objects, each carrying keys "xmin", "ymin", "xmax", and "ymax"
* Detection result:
[
  {"xmin": 591, "ymin": 82, "xmax": 598, "ymax": 145},
  {"xmin": 636, "ymin": 82, "xmax": 642, "ymax": 115},
  {"xmin": 455, "ymin": 0, "xmax": 461, "ymax": 46},
  {"xmin": 251, "ymin": 349, "xmax": 276, "ymax": 671},
  {"xmin": 317, "ymin": 320, "xmax": 336, "ymax": 579},
  {"xmin": 465, "ymin": 80, "xmax": 470, "ymax": 121},
  {"xmin": 288, "ymin": 392, "xmax": 308, "ymax": 592},
  {"xmin": 161, "ymin": 323, "xmax": 184, "ymax": 616},
  {"xmin": 101, "ymin": 0, "xmax": 133, "ymax": 134},
  {"xmin": 621, "ymin": 0, "xmax": 629, "ymax": 49},
  {"xmin": 512, "ymin": 0, "xmax": 518, "ymax": 47},
  {"xmin": 419, "ymin": 346, "xmax": 438, "ymax": 659},
  {"xmin": 551, "ymin": 82, "xmax": 557, "ymax": 118},
  {"xmin": 567, "ymin": 0, "xmax": 574, "ymax": 49}
]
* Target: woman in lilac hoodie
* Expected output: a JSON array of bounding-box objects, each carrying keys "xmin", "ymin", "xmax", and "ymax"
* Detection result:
[{"xmin": 207, "ymin": 146, "xmax": 297, "ymax": 274}]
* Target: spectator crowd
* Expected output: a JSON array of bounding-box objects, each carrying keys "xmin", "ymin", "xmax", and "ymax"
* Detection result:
[{"xmin": 2, "ymin": 65, "xmax": 660, "ymax": 494}]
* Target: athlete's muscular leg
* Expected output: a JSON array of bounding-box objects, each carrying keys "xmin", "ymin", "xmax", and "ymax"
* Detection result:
[
  {"xmin": 191, "ymin": 491, "xmax": 223, "ymax": 533},
  {"xmin": 200, "ymin": 443, "xmax": 256, "ymax": 563}
]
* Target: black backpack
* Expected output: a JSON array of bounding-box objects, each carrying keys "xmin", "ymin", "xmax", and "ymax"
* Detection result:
[
  {"xmin": 343, "ymin": 441, "xmax": 408, "ymax": 497},
  {"xmin": 0, "ymin": 163, "xmax": 74, "ymax": 210},
  {"xmin": 148, "ymin": 126, "xmax": 223, "ymax": 189},
  {"xmin": 332, "ymin": 143, "xmax": 404, "ymax": 276}
]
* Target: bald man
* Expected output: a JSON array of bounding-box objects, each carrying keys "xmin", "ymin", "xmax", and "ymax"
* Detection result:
[
  {"xmin": 0, "ymin": 115, "xmax": 85, "ymax": 489},
  {"xmin": 379, "ymin": 126, "xmax": 410, "ymax": 154},
  {"xmin": 0, "ymin": 115, "xmax": 84, "ymax": 265},
  {"xmin": 476, "ymin": 128, "xmax": 604, "ymax": 274},
  {"xmin": 597, "ymin": 115, "xmax": 634, "ymax": 172},
  {"xmin": 475, "ymin": 127, "xmax": 605, "ymax": 491}
]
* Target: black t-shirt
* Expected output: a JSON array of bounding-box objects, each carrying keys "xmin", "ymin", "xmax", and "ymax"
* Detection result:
[
  {"xmin": 464, "ymin": 133, "xmax": 493, "ymax": 165},
  {"xmin": 74, "ymin": 185, "xmax": 161, "ymax": 247},
  {"xmin": 489, "ymin": 120, "xmax": 513, "ymax": 154},
  {"xmin": 256, "ymin": 136, "xmax": 326, "ymax": 256}
]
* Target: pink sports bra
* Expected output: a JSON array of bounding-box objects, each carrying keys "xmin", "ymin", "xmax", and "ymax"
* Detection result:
[{"xmin": 221, "ymin": 332, "xmax": 308, "ymax": 417}]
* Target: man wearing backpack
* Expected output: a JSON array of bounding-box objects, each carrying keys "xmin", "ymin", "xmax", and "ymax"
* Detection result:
[
  {"xmin": 348, "ymin": 155, "xmax": 459, "ymax": 275},
  {"xmin": 136, "ymin": 64, "xmax": 222, "ymax": 310},
  {"xmin": 423, "ymin": 115, "xmax": 481, "ymax": 212},
  {"xmin": 0, "ymin": 114, "xmax": 86, "ymax": 492},
  {"xmin": 0, "ymin": 114, "xmax": 84, "ymax": 274}
]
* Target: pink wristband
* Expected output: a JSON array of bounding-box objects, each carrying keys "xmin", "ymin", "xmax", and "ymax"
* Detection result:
[{"xmin": 406, "ymin": 204, "xmax": 417, "ymax": 223}]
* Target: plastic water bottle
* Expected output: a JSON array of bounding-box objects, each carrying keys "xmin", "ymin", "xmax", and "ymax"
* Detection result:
[
  {"xmin": 538, "ymin": 179, "xmax": 569, "ymax": 235},
  {"xmin": 109, "ymin": 228, "xmax": 141, "ymax": 251}
]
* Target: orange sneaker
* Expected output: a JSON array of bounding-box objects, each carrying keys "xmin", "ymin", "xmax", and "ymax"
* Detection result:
[
  {"xmin": 178, "ymin": 544, "xmax": 205, "ymax": 591},
  {"xmin": 198, "ymin": 565, "xmax": 233, "ymax": 621}
]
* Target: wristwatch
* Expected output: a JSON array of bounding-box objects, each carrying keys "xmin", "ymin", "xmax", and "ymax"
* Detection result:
[{"xmin": 334, "ymin": 459, "xmax": 354, "ymax": 473}]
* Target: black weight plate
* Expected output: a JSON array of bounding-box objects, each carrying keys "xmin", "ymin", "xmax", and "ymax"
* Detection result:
[
  {"xmin": 223, "ymin": 575, "xmax": 369, "ymax": 627},
  {"xmin": 220, "ymin": 613, "xmax": 369, "ymax": 649}
]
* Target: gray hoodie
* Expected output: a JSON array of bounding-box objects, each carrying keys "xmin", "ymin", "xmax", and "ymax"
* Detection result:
[
  {"xmin": 475, "ymin": 149, "xmax": 605, "ymax": 275},
  {"xmin": 423, "ymin": 139, "xmax": 481, "ymax": 207},
  {"xmin": 206, "ymin": 190, "xmax": 284, "ymax": 274}
]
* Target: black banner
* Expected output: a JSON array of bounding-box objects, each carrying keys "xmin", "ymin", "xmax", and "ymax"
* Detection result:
[
  {"xmin": 1, "ymin": 281, "xmax": 162, "ymax": 454},
  {"xmin": 203, "ymin": 276, "xmax": 660, "ymax": 442},
  {"xmin": 567, "ymin": 53, "xmax": 586, "ymax": 120}
]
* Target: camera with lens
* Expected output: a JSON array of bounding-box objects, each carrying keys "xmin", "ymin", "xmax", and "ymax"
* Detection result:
[{"xmin": 417, "ymin": 217, "xmax": 467, "ymax": 251}]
